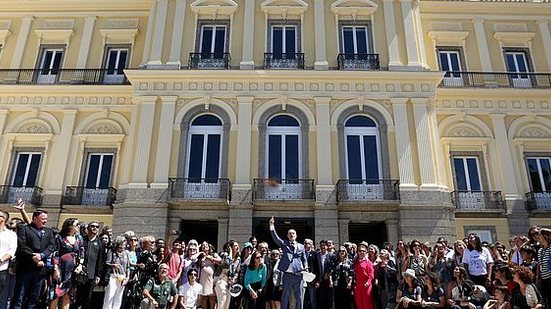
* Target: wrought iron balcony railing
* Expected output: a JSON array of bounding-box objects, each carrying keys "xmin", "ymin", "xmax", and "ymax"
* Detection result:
[
  {"xmin": 0, "ymin": 185, "xmax": 43, "ymax": 206},
  {"xmin": 264, "ymin": 53, "xmax": 305, "ymax": 70},
  {"xmin": 337, "ymin": 54, "xmax": 381, "ymax": 71},
  {"xmin": 62, "ymin": 186, "xmax": 117, "ymax": 206},
  {"xmin": 439, "ymin": 71, "xmax": 551, "ymax": 88},
  {"xmin": 451, "ymin": 190, "xmax": 505, "ymax": 211},
  {"xmin": 526, "ymin": 191, "xmax": 551, "ymax": 210},
  {"xmin": 253, "ymin": 179, "xmax": 315, "ymax": 201},
  {"xmin": 336, "ymin": 179, "xmax": 400, "ymax": 202},
  {"xmin": 189, "ymin": 53, "xmax": 231, "ymax": 69},
  {"xmin": 0, "ymin": 69, "xmax": 130, "ymax": 85},
  {"xmin": 169, "ymin": 178, "xmax": 231, "ymax": 201}
]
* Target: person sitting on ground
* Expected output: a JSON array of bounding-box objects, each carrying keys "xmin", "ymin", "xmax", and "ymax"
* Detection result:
[
  {"xmin": 141, "ymin": 263, "xmax": 177, "ymax": 309},
  {"xmin": 177, "ymin": 269, "xmax": 203, "ymax": 309}
]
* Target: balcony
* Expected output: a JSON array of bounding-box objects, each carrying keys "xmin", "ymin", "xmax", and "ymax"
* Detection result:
[
  {"xmin": 62, "ymin": 186, "xmax": 117, "ymax": 207},
  {"xmin": 337, "ymin": 54, "xmax": 381, "ymax": 71},
  {"xmin": 0, "ymin": 69, "xmax": 130, "ymax": 85},
  {"xmin": 336, "ymin": 179, "xmax": 400, "ymax": 203},
  {"xmin": 189, "ymin": 53, "xmax": 231, "ymax": 69},
  {"xmin": 169, "ymin": 178, "xmax": 231, "ymax": 201},
  {"xmin": 253, "ymin": 179, "xmax": 315, "ymax": 202},
  {"xmin": 0, "ymin": 185, "xmax": 43, "ymax": 206},
  {"xmin": 439, "ymin": 71, "xmax": 551, "ymax": 88},
  {"xmin": 526, "ymin": 191, "xmax": 551, "ymax": 211},
  {"xmin": 451, "ymin": 190, "xmax": 506, "ymax": 211},
  {"xmin": 264, "ymin": 53, "xmax": 305, "ymax": 70}
]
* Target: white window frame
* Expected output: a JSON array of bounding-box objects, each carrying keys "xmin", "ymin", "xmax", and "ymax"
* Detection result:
[
  {"xmin": 84, "ymin": 153, "xmax": 114, "ymax": 188},
  {"xmin": 453, "ymin": 156, "xmax": 482, "ymax": 191},
  {"xmin": 505, "ymin": 50, "xmax": 531, "ymax": 88},
  {"xmin": 270, "ymin": 25, "xmax": 297, "ymax": 54},
  {"xmin": 185, "ymin": 119, "xmax": 224, "ymax": 179},
  {"xmin": 265, "ymin": 118, "xmax": 302, "ymax": 179},
  {"xmin": 103, "ymin": 47, "xmax": 129, "ymax": 83},
  {"xmin": 438, "ymin": 49, "xmax": 463, "ymax": 85},
  {"xmin": 36, "ymin": 48, "xmax": 64, "ymax": 83},
  {"xmin": 341, "ymin": 25, "xmax": 369, "ymax": 54},
  {"xmin": 343, "ymin": 122, "xmax": 381, "ymax": 180},
  {"xmin": 467, "ymin": 229, "xmax": 493, "ymax": 243},
  {"xmin": 11, "ymin": 152, "xmax": 42, "ymax": 186},
  {"xmin": 199, "ymin": 25, "xmax": 227, "ymax": 54},
  {"xmin": 527, "ymin": 156, "xmax": 551, "ymax": 192}
]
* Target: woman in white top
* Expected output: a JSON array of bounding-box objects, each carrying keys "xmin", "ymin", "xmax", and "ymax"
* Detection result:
[
  {"xmin": 513, "ymin": 266, "xmax": 542, "ymax": 309},
  {"xmin": 462, "ymin": 233, "xmax": 493, "ymax": 287}
]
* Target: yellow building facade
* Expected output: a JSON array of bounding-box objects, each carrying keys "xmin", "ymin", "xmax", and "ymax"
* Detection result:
[{"xmin": 0, "ymin": 0, "xmax": 550, "ymax": 248}]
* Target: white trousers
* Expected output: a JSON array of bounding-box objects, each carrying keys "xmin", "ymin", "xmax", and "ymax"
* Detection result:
[
  {"xmin": 215, "ymin": 274, "xmax": 231, "ymax": 309},
  {"xmin": 103, "ymin": 275, "xmax": 125, "ymax": 309}
]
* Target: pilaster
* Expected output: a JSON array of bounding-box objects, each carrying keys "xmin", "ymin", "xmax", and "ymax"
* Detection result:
[
  {"xmin": 385, "ymin": 219, "xmax": 399, "ymax": 245},
  {"xmin": 167, "ymin": 0, "xmax": 187, "ymax": 67},
  {"xmin": 152, "ymin": 96, "xmax": 177, "ymax": 187},
  {"xmin": 338, "ymin": 219, "xmax": 350, "ymax": 245},
  {"xmin": 130, "ymin": 96, "xmax": 157, "ymax": 187},
  {"xmin": 537, "ymin": 20, "xmax": 551, "ymax": 71},
  {"xmin": 119, "ymin": 106, "xmax": 139, "ymax": 185},
  {"xmin": 9, "ymin": 16, "xmax": 33, "ymax": 69},
  {"xmin": 76, "ymin": 16, "xmax": 96, "ymax": 68},
  {"xmin": 314, "ymin": 0, "xmax": 329, "ymax": 70},
  {"xmin": 218, "ymin": 219, "xmax": 229, "ymax": 248},
  {"xmin": 383, "ymin": 0, "xmax": 403, "ymax": 68},
  {"xmin": 399, "ymin": 0, "xmax": 422, "ymax": 69},
  {"xmin": 148, "ymin": 0, "xmax": 169, "ymax": 66},
  {"xmin": 428, "ymin": 104, "xmax": 447, "ymax": 189},
  {"xmin": 141, "ymin": 0, "xmax": 157, "ymax": 66},
  {"xmin": 314, "ymin": 97, "xmax": 332, "ymax": 185},
  {"xmin": 240, "ymin": 0, "xmax": 255, "ymax": 69},
  {"xmin": 235, "ymin": 97, "xmax": 254, "ymax": 184},
  {"xmin": 473, "ymin": 18, "xmax": 493, "ymax": 72},
  {"xmin": 412, "ymin": 98, "xmax": 438, "ymax": 190},
  {"xmin": 391, "ymin": 98, "xmax": 417, "ymax": 190}
]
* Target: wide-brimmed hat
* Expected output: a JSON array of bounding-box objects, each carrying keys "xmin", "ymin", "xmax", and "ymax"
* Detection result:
[
  {"xmin": 402, "ymin": 269, "xmax": 416, "ymax": 278},
  {"xmin": 230, "ymin": 284, "xmax": 243, "ymax": 297}
]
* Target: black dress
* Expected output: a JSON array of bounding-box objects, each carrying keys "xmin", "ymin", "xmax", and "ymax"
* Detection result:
[{"xmin": 332, "ymin": 258, "xmax": 354, "ymax": 309}]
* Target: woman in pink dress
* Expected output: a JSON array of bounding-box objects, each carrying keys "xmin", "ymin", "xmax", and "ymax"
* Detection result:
[{"xmin": 354, "ymin": 242, "xmax": 375, "ymax": 309}]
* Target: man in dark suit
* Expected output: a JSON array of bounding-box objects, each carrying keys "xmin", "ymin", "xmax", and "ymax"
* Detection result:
[
  {"xmin": 13, "ymin": 209, "xmax": 56, "ymax": 309},
  {"xmin": 76, "ymin": 220, "xmax": 105, "ymax": 309},
  {"xmin": 304, "ymin": 238, "xmax": 321, "ymax": 309},
  {"xmin": 269, "ymin": 217, "xmax": 308, "ymax": 309},
  {"xmin": 318, "ymin": 240, "xmax": 336, "ymax": 309}
]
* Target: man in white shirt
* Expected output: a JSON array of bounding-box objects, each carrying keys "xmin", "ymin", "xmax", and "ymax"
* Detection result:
[
  {"xmin": 0, "ymin": 210, "xmax": 17, "ymax": 295},
  {"xmin": 178, "ymin": 269, "xmax": 203, "ymax": 309}
]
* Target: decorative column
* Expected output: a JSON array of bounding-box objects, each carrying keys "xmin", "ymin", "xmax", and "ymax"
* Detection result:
[
  {"xmin": 240, "ymin": 0, "xmax": 255, "ymax": 69},
  {"xmin": 473, "ymin": 18, "xmax": 493, "ymax": 72},
  {"xmin": 399, "ymin": 0, "xmax": 422, "ymax": 69},
  {"xmin": 148, "ymin": 0, "xmax": 169, "ymax": 66},
  {"xmin": 0, "ymin": 109, "xmax": 9, "ymax": 152},
  {"xmin": 235, "ymin": 97, "xmax": 254, "ymax": 185},
  {"xmin": 76, "ymin": 16, "xmax": 96, "ymax": 68},
  {"xmin": 9, "ymin": 16, "xmax": 33, "ymax": 69},
  {"xmin": 338, "ymin": 219, "xmax": 350, "ymax": 246},
  {"xmin": 167, "ymin": 0, "xmax": 187, "ymax": 67},
  {"xmin": 383, "ymin": 0, "xmax": 403, "ymax": 68},
  {"xmin": 314, "ymin": 0, "xmax": 329, "ymax": 70},
  {"xmin": 412, "ymin": 98, "xmax": 438, "ymax": 190},
  {"xmin": 428, "ymin": 103, "xmax": 447, "ymax": 189},
  {"xmin": 386, "ymin": 219, "xmax": 399, "ymax": 245},
  {"xmin": 537, "ymin": 20, "xmax": 551, "ymax": 71},
  {"xmin": 130, "ymin": 96, "xmax": 157, "ymax": 187},
  {"xmin": 490, "ymin": 114, "xmax": 522, "ymax": 201},
  {"xmin": 314, "ymin": 97, "xmax": 332, "ymax": 185},
  {"xmin": 119, "ymin": 105, "xmax": 139, "ymax": 185},
  {"xmin": 152, "ymin": 96, "xmax": 177, "ymax": 188},
  {"xmin": 217, "ymin": 219, "xmax": 229, "ymax": 250},
  {"xmin": 141, "ymin": 0, "xmax": 157, "ymax": 66},
  {"xmin": 392, "ymin": 98, "xmax": 417, "ymax": 190}
]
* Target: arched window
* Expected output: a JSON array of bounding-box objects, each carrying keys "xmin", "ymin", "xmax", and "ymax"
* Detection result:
[
  {"xmin": 266, "ymin": 115, "xmax": 301, "ymax": 180},
  {"xmin": 186, "ymin": 114, "xmax": 223, "ymax": 182},
  {"xmin": 344, "ymin": 115, "xmax": 381, "ymax": 184}
]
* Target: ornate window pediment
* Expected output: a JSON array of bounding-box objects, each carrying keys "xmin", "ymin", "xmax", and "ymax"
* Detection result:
[
  {"xmin": 493, "ymin": 31, "xmax": 535, "ymax": 48},
  {"xmin": 331, "ymin": 0, "xmax": 378, "ymax": 20},
  {"xmin": 190, "ymin": 0, "xmax": 238, "ymax": 17},
  {"xmin": 261, "ymin": 0, "xmax": 308, "ymax": 17}
]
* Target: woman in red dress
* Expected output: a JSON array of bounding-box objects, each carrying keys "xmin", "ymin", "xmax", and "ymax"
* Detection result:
[{"xmin": 354, "ymin": 242, "xmax": 375, "ymax": 309}]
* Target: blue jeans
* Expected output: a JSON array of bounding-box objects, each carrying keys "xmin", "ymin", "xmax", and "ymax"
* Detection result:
[
  {"xmin": 304, "ymin": 281, "xmax": 317, "ymax": 309},
  {"xmin": 12, "ymin": 270, "xmax": 45, "ymax": 309},
  {"xmin": 281, "ymin": 273, "xmax": 304, "ymax": 309}
]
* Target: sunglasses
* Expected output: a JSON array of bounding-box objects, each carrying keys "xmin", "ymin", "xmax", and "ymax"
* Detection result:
[
  {"xmin": 189, "ymin": 273, "xmax": 198, "ymax": 277},
  {"xmin": 89, "ymin": 225, "xmax": 100, "ymax": 228}
]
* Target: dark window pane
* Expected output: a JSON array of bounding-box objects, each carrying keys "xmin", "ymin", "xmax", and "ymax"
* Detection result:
[
  {"xmin": 347, "ymin": 135, "xmax": 362, "ymax": 182},
  {"xmin": 450, "ymin": 52, "xmax": 460, "ymax": 71},
  {"xmin": 201, "ymin": 27, "xmax": 213, "ymax": 54},
  {"xmin": 516, "ymin": 54, "xmax": 528, "ymax": 72},
  {"xmin": 268, "ymin": 135, "xmax": 282, "ymax": 179},
  {"xmin": 188, "ymin": 135, "xmax": 204, "ymax": 180},
  {"xmin": 540, "ymin": 159, "xmax": 551, "ymax": 191},
  {"xmin": 41, "ymin": 51, "xmax": 53, "ymax": 74},
  {"xmin": 466, "ymin": 158, "xmax": 481, "ymax": 191},
  {"xmin": 26, "ymin": 154, "xmax": 41, "ymax": 187},
  {"xmin": 13, "ymin": 154, "xmax": 30, "ymax": 187},
  {"xmin": 345, "ymin": 115, "xmax": 376, "ymax": 127},
  {"xmin": 52, "ymin": 51, "xmax": 63, "ymax": 74},
  {"xmin": 343, "ymin": 28, "xmax": 354, "ymax": 54},
  {"xmin": 506, "ymin": 53, "xmax": 516, "ymax": 73},
  {"xmin": 268, "ymin": 115, "xmax": 299, "ymax": 127},
  {"xmin": 285, "ymin": 135, "xmax": 299, "ymax": 180},
  {"xmin": 364, "ymin": 136, "xmax": 379, "ymax": 182},
  {"xmin": 528, "ymin": 159, "xmax": 542, "ymax": 192},
  {"xmin": 86, "ymin": 155, "xmax": 101, "ymax": 188},
  {"xmin": 99, "ymin": 155, "xmax": 113, "ymax": 189},
  {"xmin": 205, "ymin": 135, "xmax": 221, "ymax": 182},
  {"xmin": 214, "ymin": 27, "xmax": 226, "ymax": 57},
  {"xmin": 117, "ymin": 50, "xmax": 127, "ymax": 73},
  {"xmin": 273, "ymin": 27, "xmax": 282, "ymax": 54},
  {"xmin": 454, "ymin": 158, "xmax": 467, "ymax": 191},
  {"xmin": 285, "ymin": 27, "xmax": 296, "ymax": 54},
  {"xmin": 356, "ymin": 28, "xmax": 368, "ymax": 54},
  {"xmin": 107, "ymin": 50, "xmax": 117, "ymax": 74},
  {"xmin": 192, "ymin": 114, "xmax": 222, "ymax": 126}
]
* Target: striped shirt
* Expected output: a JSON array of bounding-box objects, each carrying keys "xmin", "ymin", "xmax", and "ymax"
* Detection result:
[{"xmin": 538, "ymin": 246, "xmax": 551, "ymax": 279}]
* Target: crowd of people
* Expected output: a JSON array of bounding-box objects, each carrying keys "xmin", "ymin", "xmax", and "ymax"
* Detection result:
[{"xmin": 0, "ymin": 202, "xmax": 549, "ymax": 309}]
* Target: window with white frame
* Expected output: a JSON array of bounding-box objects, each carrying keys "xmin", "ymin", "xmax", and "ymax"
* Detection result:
[
  {"xmin": 344, "ymin": 116, "xmax": 381, "ymax": 182},
  {"xmin": 103, "ymin": 47, "xmax": 129, "ymax": 84},
  {"xmin": 505, "ymin": 50, "xmax": 532, "ymax": 88},
  {"xmin": 341, "ymin": 25, "xmax": 370, "ymax": 55},
  {"xmin": 527, "ymin": 157, "xmax": 551, "ymax": 193},
  {"xmin": 466, "ymin": 229, "xmax": 494, "ymax": 243},
  {"xmin": 186, "ymin": 114, "xmax": 223, "ymax": 182},
  {"xmin": 199, "ymin": 25, "xmax": 227, "ymax": 58},
  {"xmin": 438, "ymin": 48, "xmax": 463, "ymax": 84},
  {"xmin": 12, "ymin": 152, "xmax": 42, "ymax": 187},
  {"xmin": 266, "ymin": 115, "xmax": 301, "ymax": 180},
  {"xmin": 36, "ymin": 47, "xmax": 64, "ymax": 84},
  {"xmin": 84, "ymin": 153, "xmax": 114, "ymax": 189},
  {"xmin": 452, "ymin": 157, "xmax": 482, "ymax": 191},
  {"xmin": 271, "ymin": 25, "xmax": 297, "ymax": 57}
]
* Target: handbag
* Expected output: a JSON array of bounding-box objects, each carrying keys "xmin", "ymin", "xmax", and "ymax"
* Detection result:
[{"xmin": 73, "ymin": 245, "xmax": 88, "ymax": 285}]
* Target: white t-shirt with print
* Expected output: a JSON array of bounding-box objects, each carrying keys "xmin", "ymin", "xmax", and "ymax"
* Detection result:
[
  {"xmin": 461, "ymin": 247, "xmax": 494, "ymax": 276},
  {"xmin": 179, "ymin": 282, "xmax": 203, "ymax": 309}
]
